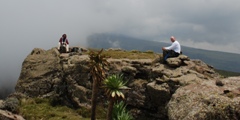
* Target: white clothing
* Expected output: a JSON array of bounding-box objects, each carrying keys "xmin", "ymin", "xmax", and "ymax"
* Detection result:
[
  {"xmin": 165, "ymin": 41, "xmax": 181, "ymax": 53},
  {"xmin": 58, "ymin": 42, "xmax": 69, "ymax": 52}
]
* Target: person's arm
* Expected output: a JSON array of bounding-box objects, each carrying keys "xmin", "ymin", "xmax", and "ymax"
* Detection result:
[
  {"xmin": 66, "ymin": 39, "xmax": 69, "ymax": 44},
  {"xmin": 165, "ymin": 42, "xmax": 176, "ymax": 50}
]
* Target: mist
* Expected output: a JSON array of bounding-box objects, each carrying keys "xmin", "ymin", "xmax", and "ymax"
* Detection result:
[{"xmin": 1, "ymin": 0, "xmax": 240, "ymax": 99}]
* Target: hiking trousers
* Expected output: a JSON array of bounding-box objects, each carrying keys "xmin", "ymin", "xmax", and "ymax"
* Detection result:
[{"xmin": 163, "ymin": 50, "xmax": 180, "ymax": 61}]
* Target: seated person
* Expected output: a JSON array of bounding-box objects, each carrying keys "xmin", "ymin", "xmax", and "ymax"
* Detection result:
[
  {"xmin": 58, "ymin": 34, "xmax": 69, "ymax": 52},
  {"xmin": 162, "ymin": 36, "xmax": 181, "ymax": 62}
]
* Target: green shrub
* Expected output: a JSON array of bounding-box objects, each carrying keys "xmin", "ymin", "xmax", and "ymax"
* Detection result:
[
  {"xmin": 3, "ymin": 97, "xmax": 20, "ymax": 113},
  {"xmin": 113, "ymin": 101, "xmax": 133, "ymax": 120}
]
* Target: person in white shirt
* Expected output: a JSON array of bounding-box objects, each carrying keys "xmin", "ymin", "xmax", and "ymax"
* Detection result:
[{"xmin": 162, "ymin": 36, "xmax": 181, "ymax": 62}]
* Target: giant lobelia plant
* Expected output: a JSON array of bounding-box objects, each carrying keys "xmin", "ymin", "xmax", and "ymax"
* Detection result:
[
  {"xmin": 88, "ymin": 49, "xmax": 109, "ymax": 120},
  {"xmin": 103, "ymin": 74, "xmax": 130, "ymax": 120}
]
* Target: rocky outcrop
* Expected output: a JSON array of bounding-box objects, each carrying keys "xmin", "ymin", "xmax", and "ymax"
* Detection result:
[
  {"xmin": 15, "ymin": 48, "xmax": 62, "ymax": 97},
  {"xmin": 166, "ymin": 54, "xmax": 190, "ymax": 67},
  {"xmin": 167, "ymin": 77, "xmax": 240, "ymax": 120},
  {"xmin": 3, "ymin": 47, "xmax": 240, "ymax": 120}
]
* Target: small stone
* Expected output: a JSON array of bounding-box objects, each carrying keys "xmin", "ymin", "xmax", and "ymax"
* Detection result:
[{"xmin": 216, "ymin": 80, "xmax": 224, "ymax": 86}]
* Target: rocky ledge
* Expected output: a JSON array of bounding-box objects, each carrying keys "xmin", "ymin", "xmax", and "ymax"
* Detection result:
[{"xmin": 1, "ymin": 47, "xmax": 240, "ymax": 120}]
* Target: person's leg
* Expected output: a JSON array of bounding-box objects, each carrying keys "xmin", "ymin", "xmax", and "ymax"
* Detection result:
[
  {"xmin": 168, "ymin": 50, "xmax": 179, "ymax": 58},
  {"xmin": 58, "ymin": 42, "xmax": 61, "ymax": 50},
  {"xmin": 172, "ymin": 51, "xmax": 179, "ymax": 57},
  {"xmin": 66, "ymin": 44, "xmax": 69, "ymax": 52},
  {"xmin": 163, "ymin": 50, "xmax": 170, "ymax": 62},
  {"xmin": 163, "ymin": 50, "xmax": 166, "ymax": 58}
]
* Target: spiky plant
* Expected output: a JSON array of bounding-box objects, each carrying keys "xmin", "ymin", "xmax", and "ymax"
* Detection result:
[
  {"xmin": 88, "ymin": 49, "xmax": 109, "ymax": 120},
  {"xmin": 103, "ymin": 74, "xmax": 129, "ymax": 120},
  {"xmin": 112, "ymin": 101, "xmax": 133, "ymax": 120}
]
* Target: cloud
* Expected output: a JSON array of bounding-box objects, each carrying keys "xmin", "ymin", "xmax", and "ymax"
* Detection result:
[
  {"xmin": 108, "ymin": 40, "xmax": 121, "ymax": 48},
  {"xmin": 180, "ymin": 39, "xmax": 240, "ymax": 54},
  {"xmin": 1, "ymin": 0, "xmax": 240, "ymax": 97},
  {"xmin": 1, "ymin": 1, "xmax": 240, "ymax": 47}
]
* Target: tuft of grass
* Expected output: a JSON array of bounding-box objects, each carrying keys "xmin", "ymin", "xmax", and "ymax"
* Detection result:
[
  {"xmin": 19, "ymin": 98, "xmax": 107, "ymax": 120},
  {"xmin": 130, "ymin": 50, "xmax": 140, "ymax": 53},
  {"xmin": 143, "ymin": 50, "xmax": 154, "ymax": 54}
]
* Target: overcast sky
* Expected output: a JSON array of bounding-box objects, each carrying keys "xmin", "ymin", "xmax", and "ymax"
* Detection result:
[{"xmin": 1, "ymin": 0, "xmax": 240, "ymax": 92}]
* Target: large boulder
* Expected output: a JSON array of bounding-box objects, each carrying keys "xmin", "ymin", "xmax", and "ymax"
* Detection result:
[
  {"xmin": 15, "ymin": 48, "xmax": 62, "ymax": 97},
  {"xmin": 166, "ymin": 54, "xmax": 190, "ymax": 67},
  {"xmin": 15, "ymin": 48, "xmax": 92, "ymax": 108},
  {"xmin": 167, "ymin": 77, "xmax": 240, "ymax": 120}
]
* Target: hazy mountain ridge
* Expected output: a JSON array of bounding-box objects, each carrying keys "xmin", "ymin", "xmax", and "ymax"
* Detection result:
[{"xmin": 87, "ymin": 33, "xmax": 240, "ymax": 72}]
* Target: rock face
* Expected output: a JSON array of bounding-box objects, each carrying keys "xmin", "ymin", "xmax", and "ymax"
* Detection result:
[
  {"xmin": 3, "ymin": 48, "xmax": 240, "ymax": 120},
  {"xmin": 167, "ymin": 77, "xmax": 240, "ymax": 120}
]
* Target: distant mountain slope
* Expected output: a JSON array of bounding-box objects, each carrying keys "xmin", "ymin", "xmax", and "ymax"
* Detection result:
[{"xmin": 86, "ymin": 33, "xmax": 240, "ymax": 72}]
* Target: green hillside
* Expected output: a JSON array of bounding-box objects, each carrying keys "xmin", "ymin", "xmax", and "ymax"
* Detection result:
[
  {"xmin": 215, "ymin": 69, "xmax": 240, "ymax": 77},
  {"xmin": 86, "ymin": 33, "xmax": 240, "ymax": 73}
]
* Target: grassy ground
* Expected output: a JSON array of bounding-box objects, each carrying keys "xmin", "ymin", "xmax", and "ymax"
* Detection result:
[
  {"xmin": 87, "ymin": 49, "xmax": 160, "ymax": 59},
  {"xmin": 19, "ymin": 98, "xmax": 106, "ymax": 120}
]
